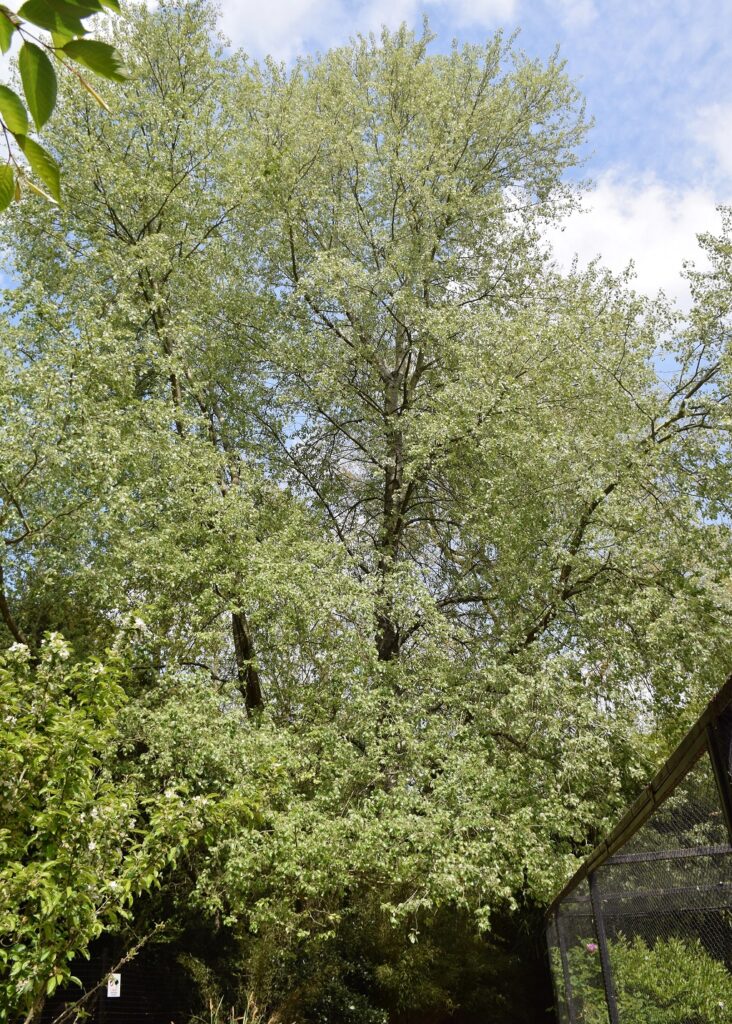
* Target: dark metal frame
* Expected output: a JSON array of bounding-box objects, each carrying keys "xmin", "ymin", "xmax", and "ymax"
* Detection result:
[{"xmin": 546, "ymin": 674, "xmax": 732, "ymax": 1024}]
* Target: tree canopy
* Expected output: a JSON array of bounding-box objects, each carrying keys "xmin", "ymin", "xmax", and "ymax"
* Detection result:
[{"xmin": 1, "ymin": 3, "xmax": 731, "ymax": 1021}]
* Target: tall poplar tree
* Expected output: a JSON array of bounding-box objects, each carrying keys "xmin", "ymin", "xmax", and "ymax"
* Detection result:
[{"xmin": 248, "ymin": 27, "xmax": 731, "ymax": 706}]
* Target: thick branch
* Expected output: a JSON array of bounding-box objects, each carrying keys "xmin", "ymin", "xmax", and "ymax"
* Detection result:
[
  {"xmin": 232, "ymin": 609, "xmax": 264, "ymax": 714},
  {"xmin": 0, "ymin": 564, "xmax": 29, "ymax": 647}
]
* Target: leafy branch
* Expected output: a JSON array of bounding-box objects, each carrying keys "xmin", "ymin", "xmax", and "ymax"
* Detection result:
[{"xmin": 0, "ymin": 0, "xmax": 128, "ymax": 209}]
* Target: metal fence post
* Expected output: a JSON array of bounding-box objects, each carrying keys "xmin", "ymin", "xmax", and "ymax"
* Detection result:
[
  {"xmin": 706, "ymin": 706, "xmax": 732, "ymax": 844},
  {"xmin": 555, "ymin": 912, "xmax": 577, "ymax": 1024},
  {"xmin": 588, "ymin": 872, "xmax": 620, "ymax": 1024}
]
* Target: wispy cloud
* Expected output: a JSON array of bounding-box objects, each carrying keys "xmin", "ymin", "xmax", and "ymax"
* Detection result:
[
  {"xmin": 690, "ymin": 102, "xmax": 732, "ymax": 182},
  {"xmin": 432, "ymin": 0, "xmax": 517, "ymax": 28},
  {"xmin": 551, "ymin": 0, "xmax": 598, "ymax": 30}
]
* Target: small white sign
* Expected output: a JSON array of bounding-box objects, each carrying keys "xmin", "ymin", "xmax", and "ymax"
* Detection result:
[{"xmin": 107, "ymin": 974, "xmax": 121, "ymax": 998}]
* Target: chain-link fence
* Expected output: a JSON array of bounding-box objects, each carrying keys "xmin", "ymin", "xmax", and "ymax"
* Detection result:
[{"xmin": 547, "ymin": 680, "xmax": 732, "ymax": 1024}]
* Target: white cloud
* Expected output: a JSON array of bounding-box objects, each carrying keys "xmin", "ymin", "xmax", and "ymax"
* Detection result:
[
  {"xmin": 217, "ymin": 0, "xmax": 516, "ymax": 59},
  {"xmin": 548, "ymin": 171, "xmax": 730, "ymax": 305},
  {"xmin": 218, "ymin": 0, "xmax": 347, "ymax": 60},
  {"xmin": 691, "ymin": 101, "xmax": 732, "ymax": 181}
]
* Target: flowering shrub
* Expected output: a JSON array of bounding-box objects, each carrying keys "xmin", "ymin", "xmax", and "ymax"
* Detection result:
[
  {"xmin": 562, "ymin": 934, "xmax": 732, "ymax": 1023},
  {"xmin": 0, "ymin": 638, "xmax": 194, "ymax": 1024}
]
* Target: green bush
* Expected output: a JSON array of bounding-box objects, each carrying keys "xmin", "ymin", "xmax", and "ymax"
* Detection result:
[
  {"xmin": 0, "ymin": 638, "xmax": 194, "ymax": 1023},
  {"xmin": 561, "ymin": 934, "xmax": 732, "ymax": 1024}
]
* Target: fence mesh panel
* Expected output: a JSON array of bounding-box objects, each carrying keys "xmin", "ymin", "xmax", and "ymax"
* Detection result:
[
  {"xmin": 595, "ymin": 752, "xmax": 732, "ymax": 1022},
  {"xmin": 547, "ymin": 687, "xmax": 732, "ymax": 1024}
]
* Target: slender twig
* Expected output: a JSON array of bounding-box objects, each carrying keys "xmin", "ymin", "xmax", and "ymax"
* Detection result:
[{"xmin": 49, "ymin": 923, "xmax": 168, "ymax": 1024}]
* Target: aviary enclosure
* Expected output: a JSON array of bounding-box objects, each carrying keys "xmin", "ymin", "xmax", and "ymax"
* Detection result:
[{"xmin": 547, "ymin": 680, "xmax": 732, "ymax": 1023}]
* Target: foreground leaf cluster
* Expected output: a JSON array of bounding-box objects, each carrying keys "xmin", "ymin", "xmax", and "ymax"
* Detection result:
[{"xmin": 0, "ymin": 0, "xmax": 126, "ymax": 207}]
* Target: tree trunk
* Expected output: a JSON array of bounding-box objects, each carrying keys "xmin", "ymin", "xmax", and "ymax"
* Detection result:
[{"xmin": 232, "ymin": 610, "xmax": 264, "ymax": 713}]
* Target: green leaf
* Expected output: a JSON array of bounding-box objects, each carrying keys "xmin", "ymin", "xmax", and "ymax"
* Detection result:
[
  {"xmin": 98, "ymin": 0, "xmax": 120, "ymax": 11},
  {"xmin": 0, "ymin": 85, "xmax": 29, "ymax": 135},
  {"xmin": 0, "ymin": 10, "xmax": 16, "ymax": 53},
  {"xmin": 16, "ymin": 135, "xmax": 60, "ymax": 202},
  {"xmin": 18, "ymin": 0, "xmax": 95, "ymax": 37},
  {"xmin": 51, "ymin": 29, "xmax": 74, "ymax": 49},
  {"xmin": 0, "ymin": 165, "xmax": 14, "ymax": 212},
  {"xmin": 62, "ymin": 38, "xmax": 129, "ymax": 82},
  {"xmin": 18, "ymin": 42, "xmax": 57, "ymax": 130}
]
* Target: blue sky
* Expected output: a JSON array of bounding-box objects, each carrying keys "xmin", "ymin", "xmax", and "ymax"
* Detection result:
[{"xmin": 219, "ymin": 0, "xmax": 732, "ymax": 303}]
